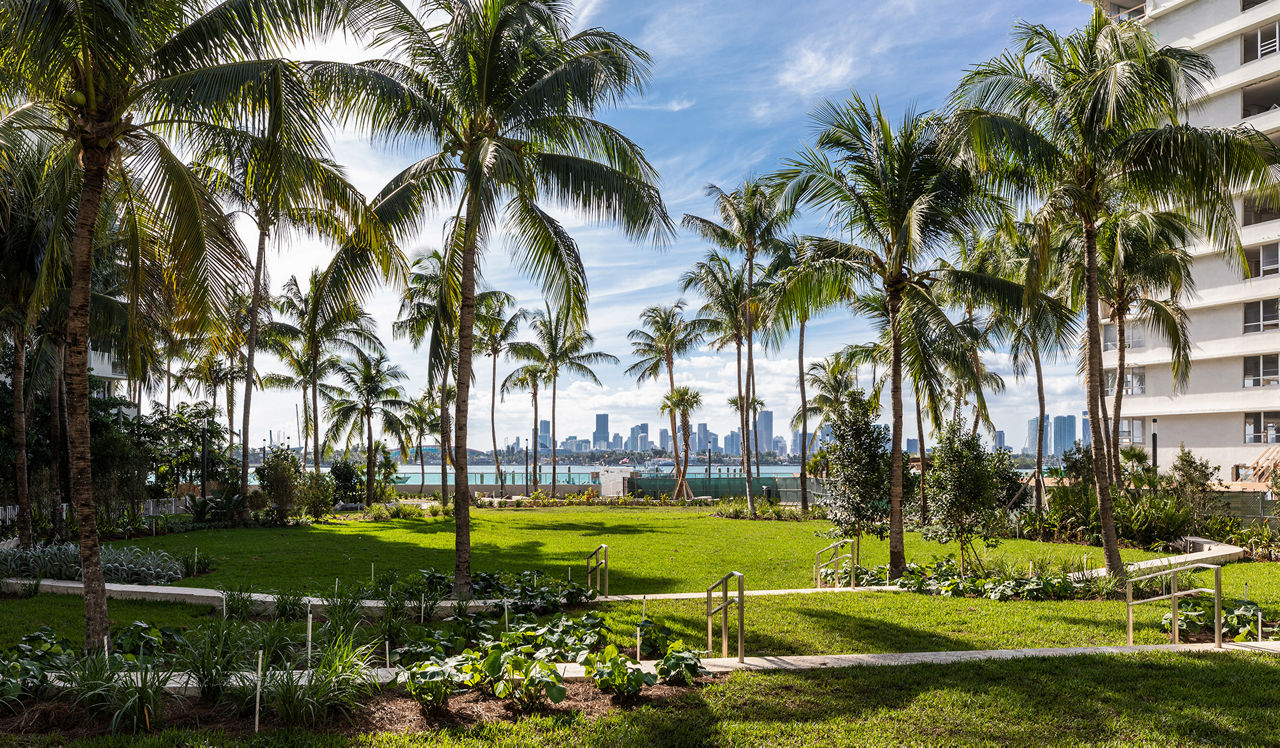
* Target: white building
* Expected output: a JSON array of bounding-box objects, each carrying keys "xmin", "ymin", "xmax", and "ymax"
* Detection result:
[{"xmin": 1100, "ymin": 0, "xmax": 1280, "ymax": 481}]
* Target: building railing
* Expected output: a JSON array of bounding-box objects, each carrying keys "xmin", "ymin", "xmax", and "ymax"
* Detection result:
[
  {"xmin": 706, "ymin": 571, "xmax": 744, "ymax": 662},
  {"xmin": 1125, "ymin": 563, "xmax": 1222, "ymax": 648}
]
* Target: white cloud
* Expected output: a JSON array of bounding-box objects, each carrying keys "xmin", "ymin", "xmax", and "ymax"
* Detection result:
[
  {"xmin": 624, "ymin": 96, "xmax": 696, "ymax": 112},
  {"xmin": 777, "ymin": 43, "xmax": 856, "ymax": 98}
]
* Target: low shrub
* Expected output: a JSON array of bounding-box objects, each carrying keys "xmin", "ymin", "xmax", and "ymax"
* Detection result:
[
  {"xmin": 655, "ymin": 643, "xmax": 707, "ymax": 687},
  {"xmin": 0, "ymin": 543, "xmax": 183, "ymax": 585},
  {"xmin": 581, "ymin": 644, "xmax": 654, "ymax": 699},
  {"xmin": 404, "ymin": 659, "xmax": 462, "ymax": 713}
]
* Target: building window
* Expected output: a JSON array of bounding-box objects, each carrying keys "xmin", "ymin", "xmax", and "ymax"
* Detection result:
[
  {"xmin": 1247, "ymin": 243, "xmax": 1280, "ymax": 278},
  {"xmin": 1245, "ymin": 411, "xmax": 1280, "ymax": 443},
  {"xmin": 1245, "ymin": 354, "xmax": 1280, "ymax": 387},
  {"xmin": 1117, "ymin": 418, "xmax": 1145, "ymax": 445},
  {"xmin": 1245, "ymin": 0, "xmax": 1271, "ymax": 11},
  {"xmin": 1104, "ymin": 367, "xmax": 1147, "ymax": 395},
  {"xmin": 1244, "ymin": 21, "xmax": 1280, "ymax": 63},
  {"xmin": 1244, "ymin": 196, "xmax": 1280, "ymax": 226},
  {"xmin": 1103, "ymin": 324, "xmax": 1146, "ymax": 351},
  {"xmin": 1245, "ymin": 299, "xmax": 1280, "ymax": 333}
]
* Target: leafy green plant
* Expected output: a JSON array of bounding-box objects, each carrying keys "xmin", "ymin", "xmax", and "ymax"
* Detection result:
[
  {"xmin": 109, "ymin": 660, "xmax": 172, "ymax": 733},
  {"xmin": 581, "ymin": 644, "xmax": 655, "ymax": 699},
  {"xmin": 404, "ymin": 659, "xmax": 463, "ymax": 714},
  {"xmin": 219, "ymin": 584, "xmax": 255, "ymax": 620},
  {"xmin": 655, "ymin": 643, "xmax": 707, "ymax": 686},
  {"xmin": 272, "ymin": 588, "xmax": 307, "ymax": 621},
  {"xmin": 320, "ymin": 584, "xmax": 367, "ymax": 640},
  {"xmin": 11, "ymin": 628, "xmax": 75, "ymax": 668},
  {"xmin": 0, "ymin": 543, "xmax": 183, "ymax": 585},
  {"xmin": 176, "ymin": 621, "xmax": 243, "ymax": 701},
  {"xmin": 111, "ymin": 621, "xmax": 187, "ymax": 665}
]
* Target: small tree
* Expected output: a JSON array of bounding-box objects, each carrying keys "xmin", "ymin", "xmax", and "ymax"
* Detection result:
[
  {"xmin": 329, "ymin": 458, "xmax": 364, "ymax": 506},
  {"xmin": 819, "ymin": 391, "xmax": 891, "ymax": 564},
  {"xmin": 298, "ymin": 472, "xmax": 335, "ymax": 521},
  {"xmin": 1168, "ymin": 446, "xmax": 1224, "ymax": 522},
  {"xmin": 254, "ymin": 447, "xmax": 302, "ymax": 522},
  {"xmin": 927, "ymin": 421, "xmax": 1002, "ymax": 575}
]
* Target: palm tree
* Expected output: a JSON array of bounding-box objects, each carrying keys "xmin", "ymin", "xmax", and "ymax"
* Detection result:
[
  {"xmin": 501, "ymin": 364, "xmax": 545, "ymax": 492},
  {"xmin": 403, "ymin": 393, "xmax": 440, "ymax": 492},
  {"xmin": 774, "ymin": 93, "xmax": 1003, "ymax": 578},
  {"xmin": 683, "ymin": 182, "xmax": 791, "ymax": 510},
  {"xmin": 951, "ymin": 9, "xmax": 1279, "ymax": 572},
  {"xmin": 325, "ymin": 349, "xmax": 410, "ymax": 505},
  {"xmin": 476, "ymin": 296, "xmax": 523, "ymax": 498},
  {"xmin": 625, "ymin": 301, "xmax": 711, "ymax": 501},
  {"xmin": 662, "ymin": 386, "xmax": 704, "ymax": 497},
  {"xmin": 761, "ymin": 236, "xmax": 846, "ymax": 513},
  {"xmin": 321, "ymin": 0, "xmax": 672, "ymax": 593},
  {"xmin": 275, "ymin": 272, "xmax": 383, "ymax": 473},
  {"xmin": 1067, "ymin": 209, "xmax": 1194, "ymax": 483},
  {"xmin": 797, "ymin": 352, "xmax": 860, "ymax": 448},
  {"xmin": 680, "ymin": 253, "xmax": 754, "ymax": 510},
  {"xmin": 0, "ymin": 0, "xmax": 347, "ymax": 647},
  {"xmin": 509, "ymin": 307, "xmax": 617, "ymax": 498}
]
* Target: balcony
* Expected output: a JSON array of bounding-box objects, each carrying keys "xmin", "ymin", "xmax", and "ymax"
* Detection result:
[
  {"xmin": 1244, "ymin": 77, "xmax": 1280, "ymax": 118},
  {"xmin": 1243, "ymin": 21, "xmax": 1280, "ymax": 64},
  {"xmin": 1102, "ymin": 1, "xmax": 1147, "ymax": 20}
]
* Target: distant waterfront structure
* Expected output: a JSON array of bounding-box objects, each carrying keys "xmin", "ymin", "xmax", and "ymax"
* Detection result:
[
  {"xmin": 995, "ymin": 430, "xmax": 1006, "ymax": 451},
  {"xmin": 1052, "ymin": 415, "xmax": 1077, "ymax": 458},
  {"xmin": 539, "ymin": 419, "xmax": 551, "ymax": 449},
  {"xmin": 593, "ymin": 414, "xmax": 609, "ymax": 450},
  {"xmin": 773, "ymin": 436, "xmax": 788, "ymax": 456},
  {"xmin": 724, "ymin": 429, "xmax": 741, "ymax": 456},
  {"xmin": 757, "ymin": 410, "xmax": 774, "ymax": 457},
  {"xmin": 1024, "ymin": 416, "xmax": 1051, "ymax": 456},
  {"xmin": 659, "ymin": 428, "xmax": 671, "ymax": 452}
]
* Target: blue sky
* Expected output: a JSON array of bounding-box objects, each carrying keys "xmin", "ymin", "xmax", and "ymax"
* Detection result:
[{"xmin": 237, "ymin": 0, "xmax": 1096, "ymax": 454}]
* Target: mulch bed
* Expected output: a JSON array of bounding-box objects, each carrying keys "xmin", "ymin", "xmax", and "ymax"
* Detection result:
[{"xmin": 0, "ymin": 677, "xmax": 722, "ymax": 740}]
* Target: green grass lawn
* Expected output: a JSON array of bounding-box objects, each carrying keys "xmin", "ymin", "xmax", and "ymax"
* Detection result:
[
  {"xmin": 11, "ymin": 651, "xmax": 1279, "ymax": 746},
  {"xmin": 0, "ymin": 594, "xmax": 217, "ymax": 650},
  {"xmin": 111, "ymin": 507, "xmax": 1167, "ymax": 595}
]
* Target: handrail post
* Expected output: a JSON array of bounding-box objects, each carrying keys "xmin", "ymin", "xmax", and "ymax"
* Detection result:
[
  {"xmin": 1126, "ymin": 579, "xmax": 1133, "ymax": 646},
  {"xmin": 1170, "ymin": 572, "xmax": 1179, "ymax": 645},
  {"xmin": 604, "ymin": 545, "xmax": 609, "ymax": 597},
  {"xmin": 720, "ymin": 581, "xmax": 728, "ymax": 658},
  {"xmin": 736, "ymin": 572, "xmax": 745, "ymax": 663},
  {"xmin": 1214, "ymin": 566, "xmax": 1223, "ymax": 649},
  {"xmin": 706, "ymin": 584, "xmax": 713, "ymax": 654}
]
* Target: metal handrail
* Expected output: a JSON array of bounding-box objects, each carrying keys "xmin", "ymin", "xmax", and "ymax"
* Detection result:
[
  {"xmin": 706, "ymin": 571, "xmax": 744, "ymax": 663},
  {"xmin": 1125, "ymin": 563, "xmax": 1221, "ymax": 648},
  {"xmin": 586, "ymin": 544, "xmax": 608, "ymax": 597},
  {"xmin": 815, "ymin": 538, "xmax": 858, "ymax": 589}
]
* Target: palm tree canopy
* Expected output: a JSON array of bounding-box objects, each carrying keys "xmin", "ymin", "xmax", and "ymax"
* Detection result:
[{"xmin": 625, "ymin": 300, "xmax": 713, "ymax": 383}]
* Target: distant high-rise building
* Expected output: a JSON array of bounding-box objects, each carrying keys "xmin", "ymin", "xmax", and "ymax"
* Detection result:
[
  {"xmin": 906, "ymin": 437, "xmax": 919, "ymax": 455},
  {"xmin": 724, "ymin": 429, "xmax": 741, "ymax": 456},
  {"xmin": 593, "ymin": 414, "xmax": 609, "ymax": 450},
  {"xmin": 1025, "ymin": 416, "xmax": 1051, "ymax": 455},
  {"xmin": 994, "ymin": 430, "xmax": 1006, "ymax": 451},
  {"xmin": 539, "ymin": 419, "xmax": 551, "ymax": 449},
  {"xmin": 659, "ymin": 428, "xmax": 671, "ymax": 452},
  {"xmin": 773, "ymin": 436, "xmax": 788, "ymax": 456},
  {"xmin": 696, "ymin": 423, "xmax": 709, "ymax": 454},
  {"xmin": 1052, "ymin": 415, "xmax": 1077, "ymax": 458},
  {"xmin": 625, "ymin": 423, "xmax": 649, "ymax": 452},
  {"xmin": 757, "ymin": 411, "xmax": 774, "ymax": 456},
  {"xmin": 610, "ymin": 433, "xmax": 622, "ymax": 450},
  {"xmin": 1082, "ymin": 410, "xmax": 1091, "ymax": 448}
]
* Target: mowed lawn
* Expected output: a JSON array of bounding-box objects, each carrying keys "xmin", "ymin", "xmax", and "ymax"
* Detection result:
[
  {"xmin": 113, "ymin": 507, "xmax": 1168, "ymax": 595},
  {"xmin": 10, "ymin": 652, "xmax": 1280, "ymax": 746}
]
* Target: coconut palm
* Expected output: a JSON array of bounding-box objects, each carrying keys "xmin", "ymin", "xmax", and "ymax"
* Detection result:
[
  {"xmin": 796, "ymin": 352, "xmax": 859, "ymax": 445},
  {"xmin": 683, "ymin": 182, "xmax": 791, "ymax": 509},
  {"xmin": 508, "ymin": 306, "xmax": 617, "ymax": 498},
  {"xmin": 501, "ymin": 364, "xmax": 545, "ymax": 492},
  {"xmin": 476, "ymin": 295, "xmax": 523, "ymax": 498},
  {"xmin": 625, "ymin": 301, "xmax": 712, "ymax": 501},
  {"xmin": 680, "ymin": 253, "xmax": 754, "ymax": 510},
  {"xmin": 325, "ymin": 349, "xmax": 410, "ymax": 505},
  {"xmin": 319, "ymin": 0, "xmax": 672, "ymax": 593},
  {"xmin": 403, "ymin": 392, "xmax": 440, "ymax": 492},
  {"xmin": 952, "ymin": 8, "xmax": 1280, "ymax": 573},
  {"xmin": 774, "ymin": 93, "xmax": 1006, "ymax": 577},
  {"xmin": 0, "ymin": 0, "xmax": 352, "ymax": 646},
  {"xmin": 761, "ymin": 236, "xmax": 847, "ymax": 513},
  {"xmin": 662, "ymin": 386, "xmax": 704, "ymax": 497}
]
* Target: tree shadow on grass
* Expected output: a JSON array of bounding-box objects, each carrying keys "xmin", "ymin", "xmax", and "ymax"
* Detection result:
[{"xmin": 782, "ymin": 610, "xmax": 980, "ymax": 655}]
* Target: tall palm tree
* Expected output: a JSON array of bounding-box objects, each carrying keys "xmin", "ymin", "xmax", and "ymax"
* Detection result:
[
  {"xmin": 662, "ymin": 386, "xmax": 703, "ymax": 498},
  {"xmin": 774, "ymin": 93, "xmax": 1004, "ymax": 578},
  {"xmin": 275, "ymin": 272, "xmax": 383, "ymax": 473},
  {"xmin": 501, "ymin": 364, "xmax": 545, "ymax": 492},
  {"xmin": 625, "ymin": 301, "xmax": 711, "ymax": 501},
  {"xmin": 0, "ymin": 0, "xmax": 346, "ymax": 648},
  {"xmin": 683, "ymin": 181, "xmax": 791, "ymax": 509},
  {"xmin": 796, "ymin": 352, "xmax": 859, "ymax": 445},
  {"xmin": 952, "ymin": 8, "xmax": 1280, "ymax": 573},
  {"xmin": 403, "ymin": 392, "xmax": 440, "ymax": 492},
  {"xmin": 680, "ymin": 253, "xmax": 754, "ymax": 510},
  {"xmin": 476, "ymin": 295, "xmax": 523, "ymax": 498},
  {"xmin": 321, "ymin": 0, "xmax": 672, "ymax": 594},
  {"xmin": 509, "ymin": 306, "xmax": 617, "ymax": 498},
  {"xmin": 761, "ymin": 236, "xmax": 846, "ymax": 513},
  {"xmin": 325, "ymin": 349, "xmax": 410, "ymax": 505}
]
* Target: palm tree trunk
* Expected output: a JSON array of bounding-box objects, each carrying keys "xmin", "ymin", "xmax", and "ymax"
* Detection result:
[
  {"xmin": 1111, "ymin": 312, "xmax": 1126, "ymax": 483},
  {"xmin": 681, "ymin": 413, "xmax": 693, "ymax": 497},
  {"xmin": 745, "ymin": 251, "xmax": 758, "ymax": 515},
  {"xmin": 490, "ymin": 353, "xmax": 503, "ymax": 497},
  {"xmin": 736, "ymin": 339, "xmax": 754, "ymax": 513},
  {"xmin": 12, "ymin": 323, "xmax": 31, "ymax": 548},
  {"xmin": 440, "ymin": 377, "xmax": 450, "ymax": 505},
  {"xmin": 452, "ymin": 193, "xmax": 482, "ymax": 595},
  {"xmin": 530, "ymin": 385, "xmax": 539, "ymax": 491},
  {"xmin": 366, "ymin": 414, "xmax": 376, "ymax": 505},
  {"xmin": 798, "ymin": 319, "xmax": 810, "ymax": 514},
  {"xmin": 915, "ymin": 384, "xmax": 928, "ymax": 525},
  {"xmin": 240, "ymin": 225, "xmax": 269, "ymax": 505},
  {"xmin": 51, "ymin": 354, "xmax": 69, "ymax": 541},
  {"xmin": 1033, "ymin": 345, "xmax": 1047, "ymax": 514},
  {"xmin": 165, "ymin": 354, "xmax": 173, "ymax": 414},
  {"xmin": 312, "ymin": 375, "xmax": 322, "ymax": 473},
  {"xmin": 551, "ymin": 376, "xmax": 559, "ymax": 498},
  {"xmin": 1082, "ymin": 221, "xmax": 1122, "ymax": 574},
  {"xmin": 667, "ymin": 357, "xmax": 686, "ymax": 500},
  {"xmin": 300, "ymin": 391, "xmax": 310, "ymax": 472},
  {"xmin": 887, "ymin": 291, "xmax": 906, "ymax": 579},
  {"xmin": 419, "ymin": 437, "xmax": 426, "ymax": 489},
  {"xmin": 66, "ymin": 144, "xmax": 110, "ymax": 650}
]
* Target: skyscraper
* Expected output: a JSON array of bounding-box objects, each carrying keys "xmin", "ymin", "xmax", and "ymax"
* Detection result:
[
  {"xmin": 1052, "ymin": 415, "xmax": 1077, "ymax": 458},
  {"xmin": 757, "ymin": 410, "xmax": 774, "ymax": 456},
  {"xmin": 539, "ymin": 419, "xmax": 551, "ymax": 449},
  {"xmin": 659, "ymin": 428, "xmax": 671, "ymax": 453},
  {"xmin": 592, "ymin": 414, "xmax": 609, "ymax": 450},
  {"xmin": 696, "ymin": 423, "xmax": 709, "ymax": 454},
  {"xmin": 1082, "ymin": 410, "xmax": 1091, "ymax": 448},
  {"xmin": 994, "ymin": 430, "xmax": 1006, "ymax": 451},
  {"xmin": 1025, "ymin": 416, "xmax": 1051, "ymax": 456},
  {"xmin": 724, "ymin": 429, "xmax": 740, "ymax": 456},
  {"xmin": 906, "ymin": 437, "xmax": 919, "ymax": 455}
]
